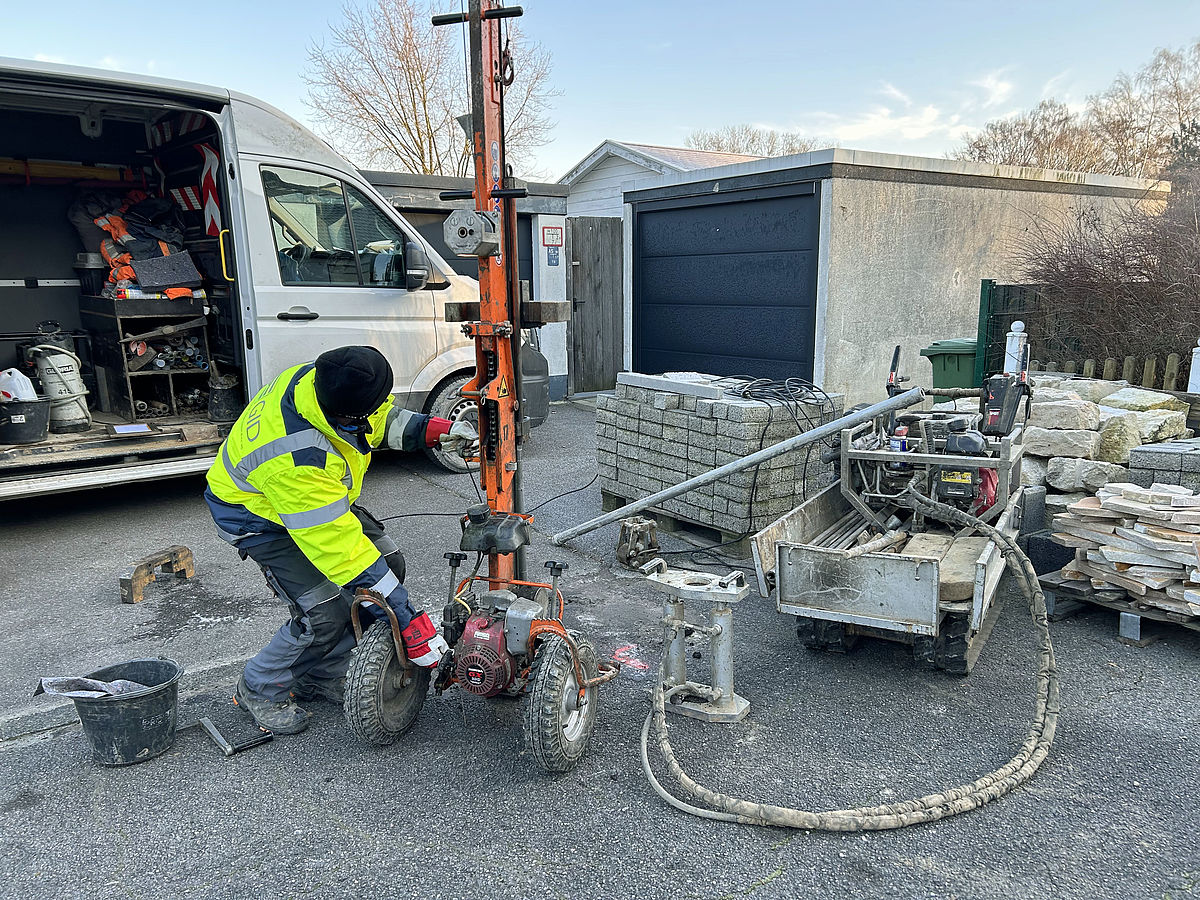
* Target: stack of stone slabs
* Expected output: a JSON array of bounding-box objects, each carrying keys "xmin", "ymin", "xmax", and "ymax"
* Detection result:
[{"xmin": 595, "ymin": 373, "xmax": 842, "ymax": 540}]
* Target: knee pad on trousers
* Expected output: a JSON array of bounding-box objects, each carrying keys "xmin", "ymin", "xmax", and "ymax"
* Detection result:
[{"xmin": 304, "ymin": 598, "xmax": 352, "ymax": 656}]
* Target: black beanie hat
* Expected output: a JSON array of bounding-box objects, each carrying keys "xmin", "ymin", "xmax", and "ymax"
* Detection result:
[{"xmin": 314, "ymin": 346, "xmax": 393, "ymax": 418}]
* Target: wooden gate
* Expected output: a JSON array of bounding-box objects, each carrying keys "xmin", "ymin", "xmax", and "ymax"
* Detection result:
[{"xmin": 567, "ymin": 217, "xmax": 623, "ymax": 394}]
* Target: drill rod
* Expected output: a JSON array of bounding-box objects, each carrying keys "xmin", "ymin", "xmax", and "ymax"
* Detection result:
[{"xmin": 550, "ymin": 387, "xmax": 926, "ymax": 546}]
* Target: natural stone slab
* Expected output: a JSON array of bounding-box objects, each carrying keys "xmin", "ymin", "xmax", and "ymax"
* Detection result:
[
  {"xmin": 1096, "ymin": 412, "xmax": 1142, "ymax": 464},
  {"xmin": 1021, "ymin": 455, "xmax": 1048, "ymax": 487},
  {"xmin": 1102, "ymin": 387, "xmax": 1190, "ymax": 413},
  {"xmin": 1067, "ymin": 379, "xmax": 1128, "ymax": 404},
  {"xmin": 938, "ymin": 536, "xmax": 991, "ymax": 602},
  {"xmin": 1045, "ymin": 491, "xmax": 1089, "ymax": 513},
  {"xmin": 1133, "ymin": 410, "xmax": 1188, "ymax": 443},
  {"xmin": 1030, "ymin": 388, "xmax": 1083, "ymax": 403},
  {"xmin": 1045, "ymin": 457, "xmax": 1128, "ymax": 492},
  {"xmin": 1023, "ymin": 426, "xmax": 1100, "ymax": 459},
  {"xmin": 1028, "ymin": 398, "xmax": 1101, "ymax": 431}
]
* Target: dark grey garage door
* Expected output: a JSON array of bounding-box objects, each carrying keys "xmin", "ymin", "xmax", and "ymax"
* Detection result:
[{"xmin": 632, "ymin": 183, "xmax": 819, "ymax": 379}]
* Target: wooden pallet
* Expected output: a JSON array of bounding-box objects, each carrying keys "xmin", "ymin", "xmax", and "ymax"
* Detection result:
[
  {"xmin": 1039, "ymin": 570, "xmax": 1200, "ymax": 646},
  {"xmin": 601, "ymin": 489, "xmax": 752, "ymax": 557}
]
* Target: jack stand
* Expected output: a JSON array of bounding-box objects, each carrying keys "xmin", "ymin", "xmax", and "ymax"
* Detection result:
[
  {"xmin": 616, "ymin": 516, "xmax": 660, "ymax": 569},
  {"xmin": 640, "ymin": 559, "xmax": 750, "ymax": 723}
]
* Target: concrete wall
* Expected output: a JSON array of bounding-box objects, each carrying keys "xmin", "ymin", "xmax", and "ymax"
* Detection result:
[
  {"xmin": 566, "ymin": 155, "xmax": 661, "ymax": 218},
  {"xmin": 818, "ymin": 176, "xmax": 1140, "ymax": 404}
]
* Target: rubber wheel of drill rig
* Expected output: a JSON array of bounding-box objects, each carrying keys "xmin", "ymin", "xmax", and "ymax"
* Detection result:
[
  {"xmin": 343, "ymin": 620, "xmax": 431, "ymax": 745},
  {"xmin": 524, "ymin": 632, "xmax": 599, "ymax": 773},
  {"xmin": 423, "ymin": 374, "xmax": 479, "ymax": 474},
  {"xmin": 795, "ymin": 616, "xmax": 860, "ymax": 653}
]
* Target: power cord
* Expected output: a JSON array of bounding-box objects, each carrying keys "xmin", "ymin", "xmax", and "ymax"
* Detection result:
[{"xmin": 527, "ymin": 473, "xmax": 599, "ymax": 514}]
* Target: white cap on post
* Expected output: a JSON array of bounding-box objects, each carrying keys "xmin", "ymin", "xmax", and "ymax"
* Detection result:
[
  {"xmin": 1004, "ymin": 320, "xmax": 1027, "ymax": 375},
  {"xmin": 1189, "ymin": 338, "xmax": 1200, "ymax": 393}
]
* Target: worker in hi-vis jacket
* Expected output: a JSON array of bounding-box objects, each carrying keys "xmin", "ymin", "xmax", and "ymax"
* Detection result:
[{"xmin": 205, "ymin": 345, "xmax": 477, "ymax": 733}]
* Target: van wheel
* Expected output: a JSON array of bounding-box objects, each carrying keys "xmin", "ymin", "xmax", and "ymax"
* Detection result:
[{"xmin": 424, "ymin": 374, "xmax": 479, "ymax": 474}]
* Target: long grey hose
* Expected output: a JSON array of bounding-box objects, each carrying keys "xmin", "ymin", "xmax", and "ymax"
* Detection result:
[{"xmin": 640, "ymin": 487, "xmax": 1059, "ymax": 831}]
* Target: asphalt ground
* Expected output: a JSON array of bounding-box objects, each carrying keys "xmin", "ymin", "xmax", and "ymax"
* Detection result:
[{"xmin": 2, "ymin": 400, "xmax": 1199, "ymax": 899}]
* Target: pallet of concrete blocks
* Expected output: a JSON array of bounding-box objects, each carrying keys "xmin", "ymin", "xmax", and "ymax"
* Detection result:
[
  {"xmin": 1049, "ymin": 481, "xmax": 1200, "ymax": 620},
  {"xmin": 594, "ymin": 372, "xmax": 842, "ymax": 540}
]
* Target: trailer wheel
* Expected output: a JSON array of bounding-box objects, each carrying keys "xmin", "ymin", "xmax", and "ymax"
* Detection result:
[
  {"xmin": 523, "ymin": 633, "xmax": 598, "ymax": 773},
  {"xmin": 795, "ymin": 616, "xmax": 859, "ymax": 653},
  {"xmin": 424, "ymin": 374, "xmax": 479, "ymax": 474},
  {"xmin": 343, "ymin": 620, "xmax": 431, "ymax": 745}
]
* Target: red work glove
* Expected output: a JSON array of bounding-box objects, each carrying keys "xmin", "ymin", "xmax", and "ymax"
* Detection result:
[
  {"xmin": 425, "ymin": 417, "xmax": 453, "ymax": 447},
  {"xmin": 401, "ymin": 611, "xmax": 449, "ymax": 667}
]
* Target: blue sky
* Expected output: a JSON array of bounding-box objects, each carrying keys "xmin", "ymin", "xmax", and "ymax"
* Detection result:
[{"xmin": 4, "ymin": 0, "xmax": 1200, "ymax": 180}]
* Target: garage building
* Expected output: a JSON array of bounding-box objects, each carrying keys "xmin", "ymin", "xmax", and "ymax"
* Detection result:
[{"xmin": 619, "ymin": 149, "xmax": 1165, "ymax": 403}]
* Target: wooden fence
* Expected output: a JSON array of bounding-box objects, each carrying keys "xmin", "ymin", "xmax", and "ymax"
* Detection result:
[{"xmin": 1030, "ymin": 352, "xmax": 1188, "ymax": 392}]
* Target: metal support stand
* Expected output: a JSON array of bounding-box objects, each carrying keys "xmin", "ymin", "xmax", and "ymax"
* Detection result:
[{"xmin": 641, "ymin": 560, "xmax": 751, "ymax": 723}]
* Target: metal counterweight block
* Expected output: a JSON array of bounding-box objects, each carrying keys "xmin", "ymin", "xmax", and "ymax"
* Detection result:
[{"xmin": 641, "ymin": 561, "xmax": 751, "ymax": 723}]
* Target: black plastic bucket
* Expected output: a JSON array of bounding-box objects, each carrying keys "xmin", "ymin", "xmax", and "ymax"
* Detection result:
[
  {"xmin": 72, "ymin": 658, "xmax": 183, "ymax": 766},
  {"xmin": 0, "ymin": 399, "xmax": 50, "ymax": 444}
]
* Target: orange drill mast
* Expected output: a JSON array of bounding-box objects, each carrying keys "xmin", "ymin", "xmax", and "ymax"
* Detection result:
[{"xmin": 433, "ymin": 1, "xmax": 528, "ymax": 583}]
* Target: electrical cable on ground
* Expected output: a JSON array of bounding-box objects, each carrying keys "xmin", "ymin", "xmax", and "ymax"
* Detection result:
[
  {"xmin": 526, "ymin": 473, "xmax": 599, "ymax": 514},
  {"xmin": 640, "ymin": 486, "xmax": 1059, "ymax": 830}
]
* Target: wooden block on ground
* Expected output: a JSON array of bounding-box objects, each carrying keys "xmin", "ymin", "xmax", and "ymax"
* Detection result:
[{"xmin": 938, "ymin": 536, "xmax": 991, "ymax": 603}]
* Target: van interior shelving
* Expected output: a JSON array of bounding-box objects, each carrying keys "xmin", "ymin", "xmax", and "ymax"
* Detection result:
[{"xmin": 0, "ymin": 88, "xmax": 246, "ymax": 492}]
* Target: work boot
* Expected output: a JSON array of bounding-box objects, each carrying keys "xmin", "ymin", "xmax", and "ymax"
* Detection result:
[
  {"xmin": 233, "ymin": 675, "xmax": 311, "ymax": 734},
  {"xmin": 291, "ymin": 675, "xmax": 346, "ymax": 705}
]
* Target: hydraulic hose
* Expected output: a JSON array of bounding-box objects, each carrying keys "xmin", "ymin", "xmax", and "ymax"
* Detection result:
[{"xmin": 640, "ymin": 488, "xmax": 1059, "ymax": 831}]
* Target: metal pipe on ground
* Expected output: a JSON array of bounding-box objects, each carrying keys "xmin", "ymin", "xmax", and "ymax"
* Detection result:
[{"xmin": 550, "ymin": 387, "xmax": 926, "ymax": 547}]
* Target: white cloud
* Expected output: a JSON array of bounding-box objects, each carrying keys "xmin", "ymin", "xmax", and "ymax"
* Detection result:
[
  {"xmin": 1041, "ymin": 69, "xmax": 1071, "ymax": 98},
  {"xmin": 807, "ymin": 104, "xmax": 969, "ymax": 144},
  {"xmin": 970, "ymin": 71, "xmax": 1014, "ymax": 108},
  {"xmin": 33, "ymin": 53, "xmax": 66, "ymax": 64},
  {"xmin": 879, "ymin": 81, "xmax": 912, "ymax": 106}
]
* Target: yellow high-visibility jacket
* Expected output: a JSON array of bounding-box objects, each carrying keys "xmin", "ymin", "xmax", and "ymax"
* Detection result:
[{"xmin": 205, "ymin": 363, "xmax": 430, "ymax": 595}]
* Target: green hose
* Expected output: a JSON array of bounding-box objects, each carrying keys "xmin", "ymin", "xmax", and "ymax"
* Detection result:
[{"xmin": 640, "ymin": 487, "xmax": 1059, "ymax": 831}]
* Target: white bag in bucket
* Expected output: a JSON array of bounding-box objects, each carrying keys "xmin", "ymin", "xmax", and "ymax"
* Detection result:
[{"xmin": 0, "ymin": 368, "xmax": 37, "ymax": 402}]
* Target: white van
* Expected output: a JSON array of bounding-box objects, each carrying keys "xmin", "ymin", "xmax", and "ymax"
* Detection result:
[{"xmin": 0, "ymin": 57, "xmax": 540, "ymax": 499}]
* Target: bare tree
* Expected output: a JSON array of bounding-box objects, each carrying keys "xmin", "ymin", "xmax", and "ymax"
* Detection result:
[
  {"xmin": 956, "ymin": 40, "xmax": 1200, "ymax": 178},
  {"xmin": 685, "ymin": 124, "xmax": 824, "ymax": 157},
  {"xmin": 953, "ymin": 100, "xmax": 1107, "ymax": 172},
  {"xmin": 304, "ymin": 0, "xmax": 556, "ymax": 177},
  {"xmin": 1013, "ymin": 166, "xmax": 1199, "ymax": 375}
]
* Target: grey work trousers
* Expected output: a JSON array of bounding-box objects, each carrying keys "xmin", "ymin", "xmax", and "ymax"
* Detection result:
[{"xmin": 240, "ymin": 505, "xmax": 408, "ymax": 701}]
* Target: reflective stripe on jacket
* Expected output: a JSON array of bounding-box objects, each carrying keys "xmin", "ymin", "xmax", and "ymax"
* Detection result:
[{"xmin": 205, "ymin": 362, "xmax": 430, "ymax": 594}]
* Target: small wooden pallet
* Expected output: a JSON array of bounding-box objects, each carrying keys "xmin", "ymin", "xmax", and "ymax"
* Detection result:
[
  {"xmin": 601, "ymin": 490, "xmax": 752, "ymax": 557},
  {"xmin": 1039, "ymin": 570, "xmax": 1200, "ymax": 646}
]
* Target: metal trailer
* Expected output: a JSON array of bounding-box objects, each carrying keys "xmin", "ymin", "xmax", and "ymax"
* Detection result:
[{"xmin": 751, "ymin": 413, "xmax": 1026, "ymax": 674}]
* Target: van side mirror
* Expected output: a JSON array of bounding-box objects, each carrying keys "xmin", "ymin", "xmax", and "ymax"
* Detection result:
[{"xmin": 405, "ymin": 241, "xmax": 430, "ymax": 291}]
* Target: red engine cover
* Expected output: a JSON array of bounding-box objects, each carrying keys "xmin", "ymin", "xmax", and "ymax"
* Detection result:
[{"xmin": 454, "ymin": 612, "xmax": 515, "ymax": 697}]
